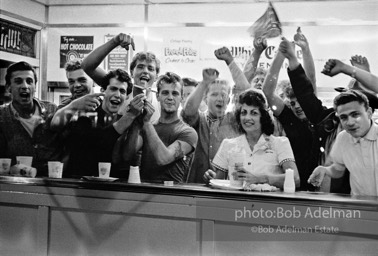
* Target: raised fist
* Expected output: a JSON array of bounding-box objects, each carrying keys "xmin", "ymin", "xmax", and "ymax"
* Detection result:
[
  {"xmin": 293, "ymin": 27, "xmax": 309, "ymax": 50},
  {"xmin": 214, "ymin": 47, "xmax": 233, "ymax": 65},
  {"xmin": 114, "ymin": 33, "xmax": 135, "ymax": 51},
  {"xmin": 202, "ymin": 68, "xmax": 219, "ymax": 84},
  {"xmin": 350, "ymin": 55, "xmax": 370, "ymax": 72},
  {"xmin": 278, "ymin": 37, "xmax": 296, "ymax": 60},
  {"xmin": 253, "ymin": 37, "xmax": 268, "ymax": 53},
  {"xmin": 321, "ymin": 59, "xmax": 345, "ymax": 77}
]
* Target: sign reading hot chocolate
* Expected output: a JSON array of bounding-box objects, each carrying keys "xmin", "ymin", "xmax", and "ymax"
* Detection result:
[
  {"xmin": 60, "ymin": 36, "xmax": 93, "ymax": 68},
  {"xmin": 0, "ymin": 18, "xmax": 37, "ymax": 58}
]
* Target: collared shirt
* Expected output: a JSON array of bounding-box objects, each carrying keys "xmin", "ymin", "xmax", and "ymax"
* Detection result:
[
  {"xmin": 212, "ymin": 134, "xmax": 295, "ymax": 176},
  {"xmin": 183, "ymin": 110, "xmax": 241, "ymax": 183},
  {"xmin": 0, "ymin": 98, "xmax": 61, "ymax": 176},
  {"xmin": 331, "ymin": 122, "xmax": 378, "ymax": 196}
]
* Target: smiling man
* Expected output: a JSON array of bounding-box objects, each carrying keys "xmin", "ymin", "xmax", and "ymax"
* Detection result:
[
  {"xmin": 51, "ymin": 68, "xmax": 134, "ymax": 177},
  {"xmin": 81, "ymin": 33, "xmax": 161, "ymax": 123},
  {"xmin": 308, "ymin": 90, "xmax": 378, "ymax": 196},
  {"xmin": 0, "ymin": 61, "xmax": 63, "ymax": 176},
  {"xmin": 60, "ymin": 59, "xmax": 94, "ymax": 108},
  {"xmin": 140, "ymin": 72, "xmax": 198, "ymax": 183},
  {"xmin": 262, "ymin": 42, "xmax": 319, "ymax": 192},
  {"xmin": 182, "ymin": 66, "xmax": 241, "ymax": 183}
]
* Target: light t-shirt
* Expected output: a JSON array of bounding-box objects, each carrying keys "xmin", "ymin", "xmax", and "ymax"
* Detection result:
[
  {"xmin": 330, "ymin": 122, "xmax": 378, "ymax": 196},
  {"xmin": 11, "ymin": 103, "xmax": 43, "ymax": 138}
]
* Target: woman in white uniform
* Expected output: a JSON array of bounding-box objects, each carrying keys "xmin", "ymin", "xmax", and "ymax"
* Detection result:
[{"xmin": 205, "ymin": 89, "xmax": 300, "ymax": 189}]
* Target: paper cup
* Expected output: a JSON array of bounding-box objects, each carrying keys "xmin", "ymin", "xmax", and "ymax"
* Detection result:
[
  {"xmin": 230, "ymin": 152, "xmax": 244, "ymax": 167},
  {"xmin": 16, "ymin": 156, "xmax": 33, "ymax": 167},
  {"xmin": 0, "ymin": 158, "xmax": 12, "ymax": 175},
  {"xmin": 128, "ymin": 166, "xmax": 141, "ymax": 184},
  {"xmin": 98, "ymin": 162, "xmax": 111, "ymax": 178},
  {"xmin": 48, "ymin": 161, "xmax": 63, "ymax": 178},
  {"xmin": 228, "ymin": 165, "xmax": 243, "ymax": 187}
]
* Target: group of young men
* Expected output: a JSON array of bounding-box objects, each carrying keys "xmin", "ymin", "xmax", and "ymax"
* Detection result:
[{"xmin": 1, "ymin": 32, "xmax": 377, "ymax": 196}]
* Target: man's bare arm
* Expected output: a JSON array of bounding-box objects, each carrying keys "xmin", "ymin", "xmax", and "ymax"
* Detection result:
[
  {"xmin": 81, "ymin": 33, "xmax": 135, "ymax": 87},
  {"xmin": 243, "ymin": 37, "xmax": 267, "ymax": 83}
]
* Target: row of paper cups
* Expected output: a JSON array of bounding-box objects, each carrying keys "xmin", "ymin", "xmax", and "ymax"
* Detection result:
[
  {"xmin": 0, "ymin": 158, "xmax": 140, "ymax": 183},
  {"xmin": 0, "ymin": 156, "xmax": 62, "ymax": 178}
]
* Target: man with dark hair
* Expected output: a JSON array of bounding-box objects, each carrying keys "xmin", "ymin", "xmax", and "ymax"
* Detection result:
[
  {"xmin": 279, "ymin": 37, "xmax": 378, "ymax": 194},
  {"xmin": 262, "ymin": 39, "xmax": 319, "ymax": 191},
  {"xmin": 308, "ymin": 90, "xmax": 378, "ymax": 196},
  {"xmin": 81, "ymin": 33, "xmax": 161, "ymax": 123},
  {"xmin": 51, "ymin": 68, "xmax": 135, "ymax": 177},
  {"xmin": 139, "ymin": 72, "xmax": 198, "ymax": 182},
  {"xmin": 0, "ymin": 61, "xmax": 62, "ymax": 176}
]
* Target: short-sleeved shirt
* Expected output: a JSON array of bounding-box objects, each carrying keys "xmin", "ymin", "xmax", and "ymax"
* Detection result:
[
  {"xmin": 212, "ymin": 134, "xmax": 295, "ymax": 176},
  {"xmin": 330, "ymin": 122, "xmax": 378, "ymax": 196},
  {"xmin": 182, "ymin": 111, "xmax": 241, "ymax": 183},
  {"xmin": 140, "ymin": 119, "xmax": 198, "ymax": 183}
]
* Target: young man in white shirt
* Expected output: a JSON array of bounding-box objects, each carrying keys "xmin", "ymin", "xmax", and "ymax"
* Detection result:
[{"xmin": 308, "ymin": 90, "xmax": 378, "ymax": 196}]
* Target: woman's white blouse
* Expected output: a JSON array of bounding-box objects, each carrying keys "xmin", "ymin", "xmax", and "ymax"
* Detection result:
[{"xmin": 212, "ymin": 134, "xmax": 295, "ymax": 176}]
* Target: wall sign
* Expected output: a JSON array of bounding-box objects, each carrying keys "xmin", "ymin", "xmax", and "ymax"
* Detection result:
[
  {"xmin": 0, "ymin": 18, "xmax": 36, "ymax": 58},
  {"xmin": 163, "ymin": 38, "xmax": 198, "ymax": 65},
  {"xmin": 60, "ymin": 36, "xmax": 93, "ymax": 68},
  {"xmin": 104, "ymin": 34, "xmax": 132, "ymax": 71}
]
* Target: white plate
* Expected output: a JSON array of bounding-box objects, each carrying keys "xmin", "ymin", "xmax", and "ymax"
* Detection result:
[
  {"xmin": 209, "ymin": 179, "xmax": 243, "ymax": 191},
  {"xmin": 82, "ymin": 176, "xmax": 119, "ymax": 182}
]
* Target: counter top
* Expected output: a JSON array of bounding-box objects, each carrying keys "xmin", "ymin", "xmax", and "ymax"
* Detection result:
[{"xmin": 1, "ymin": 175, "xmax": 377, "ymax": 209}]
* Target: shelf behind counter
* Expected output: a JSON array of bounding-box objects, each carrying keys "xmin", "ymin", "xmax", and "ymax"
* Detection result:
[{"xmin": 1, "ymin": 176, "xmax": 378, "ymax": 256}]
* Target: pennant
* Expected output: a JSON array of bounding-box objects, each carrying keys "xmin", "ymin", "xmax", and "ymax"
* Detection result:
[{"xmin": 247, "ymin": 2, "xmax": 282, "ymax": 39}]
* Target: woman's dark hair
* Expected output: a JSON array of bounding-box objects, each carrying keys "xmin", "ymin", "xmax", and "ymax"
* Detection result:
[
  {"xmin": 104, "ymin": 68, "xmax": 133, "ymax": 95},
  {"xmin": 235, "ymin": 89, "xmax": 275, "ymax": 135}
]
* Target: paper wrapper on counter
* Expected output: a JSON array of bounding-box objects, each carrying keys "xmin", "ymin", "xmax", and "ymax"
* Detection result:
[{"xmin": 10, "ymin": 164, "xmax": 37, "ymax": 178}]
